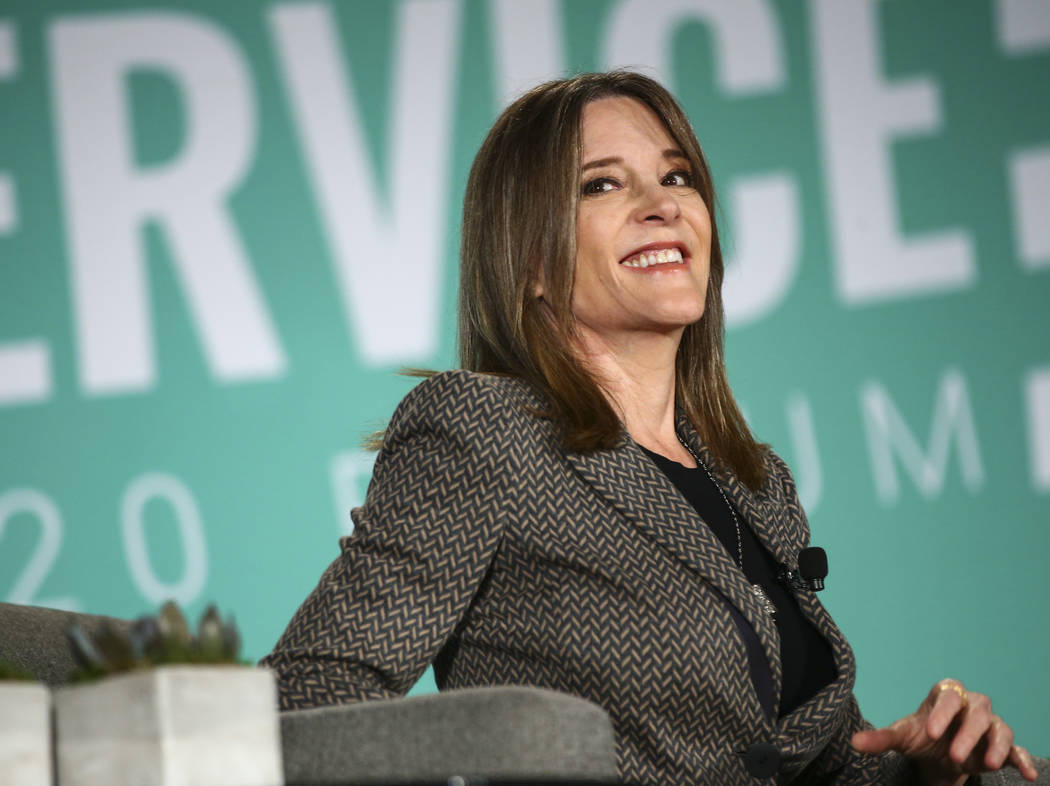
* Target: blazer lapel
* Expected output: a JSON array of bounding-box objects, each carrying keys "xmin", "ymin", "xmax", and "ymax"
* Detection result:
[
  {"xmin": 675, "ymin": 417, "xmax": 861, "ymax": 754},
  {"xmin": 565, "ymin": 431, "xmax": 783, "ymax": 704},
  {"xmin": 670, "ymin": 418, "xmax": 788, "ymax": 697},
  {"xmin": 679, "ymin": 426, "xmax": 796, "ymax": 569}
]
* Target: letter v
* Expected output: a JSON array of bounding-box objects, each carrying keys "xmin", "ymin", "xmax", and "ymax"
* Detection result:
[{"xmin": 269, "ymin": 1, "xmax": 461, "ymax": 363}]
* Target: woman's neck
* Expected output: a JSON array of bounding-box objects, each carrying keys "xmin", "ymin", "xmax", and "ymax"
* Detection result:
[{"xmin": 572, "ymin": 326, "xmax": 696, "ymax": 466}]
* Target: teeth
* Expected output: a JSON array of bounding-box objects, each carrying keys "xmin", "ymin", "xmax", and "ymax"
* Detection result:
[{"xmin": 621, "ymin": 248, "xmax": 684, "ymax": 268}]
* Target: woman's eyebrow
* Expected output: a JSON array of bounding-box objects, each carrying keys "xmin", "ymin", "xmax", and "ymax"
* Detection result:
[
  {"xmin": 580, "ymin": 149, "xmax": 688, "ymax": 172},
  {"xmin": 581, "ymin": 156, "xmax": 622, "ymax": 172}
]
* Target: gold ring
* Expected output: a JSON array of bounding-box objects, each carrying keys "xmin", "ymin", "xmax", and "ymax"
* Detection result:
[{"xmin": 938, "ymin": 679, "xmax": 968, "ymax": 709}]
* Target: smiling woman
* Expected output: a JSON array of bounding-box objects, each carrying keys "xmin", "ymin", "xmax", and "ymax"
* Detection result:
[
  {"xmin": 572, "ymin": 97, "xmax": 711, "ymax": 336},
  {"xmin": 570, "ymin": 95, "xmax": 713, "ymax": 467},
  {"xmin": 261, "ymin": 72, "xmax": 1045, "ymax": 786},
  {"xmin": 456, "ymin": 71, "xmax": 767, "ymax": 490}
]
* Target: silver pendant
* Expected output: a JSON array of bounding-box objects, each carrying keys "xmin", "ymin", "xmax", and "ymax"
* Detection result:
[{"xmin": 751, "ymin": 583, "xmax": 777, "ymax": 618}]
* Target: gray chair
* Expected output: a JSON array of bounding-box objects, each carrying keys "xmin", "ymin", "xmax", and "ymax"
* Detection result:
[{"xmin": 0, "ymin": 602, "xmax": 618, "ymax": 785}]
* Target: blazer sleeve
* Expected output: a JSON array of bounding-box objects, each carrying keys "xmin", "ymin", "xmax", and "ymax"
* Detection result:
[
  {"xmin": 794, "ymin": 693, "xmax": 921, "ymax": 784},
  {"xmin": 260, "ymin": 371, "xmax": 517, "ymax": 710}
]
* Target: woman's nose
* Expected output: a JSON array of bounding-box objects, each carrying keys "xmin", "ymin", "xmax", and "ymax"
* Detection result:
[{"xmin": 633, "ymin": 182, "xmax": 681, "ymax": 223}]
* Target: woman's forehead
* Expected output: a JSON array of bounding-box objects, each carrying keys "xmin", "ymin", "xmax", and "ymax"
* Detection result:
[{"xmin": 579, "ymin": 96, "xmax": 679, "ymax": 160}]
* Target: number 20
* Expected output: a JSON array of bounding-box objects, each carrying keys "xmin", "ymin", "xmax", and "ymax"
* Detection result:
[{"xmin": 0, "ymin": 472, "xmax": 208, "ymax": 610}]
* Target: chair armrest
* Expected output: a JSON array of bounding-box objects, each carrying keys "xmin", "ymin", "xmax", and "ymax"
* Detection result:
[
  {"xmin": 279, "ymin": 685, "xmax": 618, "ymax": 785},
  {"xmin": 0, "ymin": 602, "xmax": 131, "ymax": 686}
]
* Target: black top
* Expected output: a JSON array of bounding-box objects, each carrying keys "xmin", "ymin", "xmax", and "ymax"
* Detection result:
[{"xmin": 640, "ymin": 446, "xmax": 836, "ymax": 718}]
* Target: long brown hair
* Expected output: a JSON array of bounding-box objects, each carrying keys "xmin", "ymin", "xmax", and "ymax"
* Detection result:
[{"xmin": 459, "ymin": 71, "xmax": 767, "ymax": 490}]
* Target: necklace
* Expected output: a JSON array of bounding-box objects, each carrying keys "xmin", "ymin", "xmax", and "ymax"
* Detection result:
[{"xmin": 675, "ymin": 434, "xmax": 777, "ymax": 619}]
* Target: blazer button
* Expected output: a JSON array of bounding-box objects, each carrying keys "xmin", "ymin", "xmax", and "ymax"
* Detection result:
[{"xmin": 742, "ymin": 742, "xmax": 781, "ymax": 779}]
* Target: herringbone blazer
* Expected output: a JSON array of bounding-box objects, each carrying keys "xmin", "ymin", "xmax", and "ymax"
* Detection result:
[{"xmin": 263, "ymin": 370, "xmax": 906, "ymax": 784}]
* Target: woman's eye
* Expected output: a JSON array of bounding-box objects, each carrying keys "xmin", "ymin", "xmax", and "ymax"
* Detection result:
[
  {"xmin": 582, "ymin": 177, "xmax": 619, "ymax": 195},
  {"xmin": 662, "ymin": 170, "xmax": 694, "ymax": 187}
]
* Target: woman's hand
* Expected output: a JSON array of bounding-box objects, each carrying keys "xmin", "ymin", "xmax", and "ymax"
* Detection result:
[{"xmin": 850, "ymin": 679, "xmax": 1038, "ymax": 785}]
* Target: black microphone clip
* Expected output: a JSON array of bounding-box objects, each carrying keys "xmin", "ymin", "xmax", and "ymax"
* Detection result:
[{"xmin": 777, "ymin": 547, "xmax": 828, "ymax": 592}]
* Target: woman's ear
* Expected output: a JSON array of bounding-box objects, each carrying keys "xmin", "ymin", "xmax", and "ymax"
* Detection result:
[{"xmin": 531, "ymin": 266, "xmax": 546, "ymax": 299}]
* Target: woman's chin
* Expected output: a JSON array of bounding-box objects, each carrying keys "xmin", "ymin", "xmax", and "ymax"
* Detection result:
[{"xmin": 645, "ymin": 300, "xmax": 706, "ymax": 329}]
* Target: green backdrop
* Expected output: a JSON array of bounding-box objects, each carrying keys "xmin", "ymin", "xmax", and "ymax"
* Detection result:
[{"xmin": 1, "ymin": 0, "xmax": 1048, "ymax": 746}]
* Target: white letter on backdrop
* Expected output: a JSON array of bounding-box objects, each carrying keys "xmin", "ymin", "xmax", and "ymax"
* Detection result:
[
  {"xmin": 1008, "ymin": 145, "xmax": 1050, "ymax": 270},
  {"xmin": 604, "ymin": 0, "xmax": 799, "ymax": 327},
  {"xmin": 269, "ymin": 1, "xmax": 460, "ymax": 364},
  {"xmin": 121, "ymin": 472, "xmax": 208, "ymax": 607},
  {"xmin": 0, "ymin": 488, "xmax": 77, "ymax": 611},
  {"xmin": 0, "ymin": 22, "xmax": 52, "ymax": 406},
  {"xmin": 0, "ymin": 342, "xmax": 52, "ymax": 406},
  {"xmin": 49, "ymin": 12, "xmax": 285, "ymax": 395},
  {"xmin": 0, "ymin": 18, "xmax": 19, "ymax": 233},
  {"xmin": 329, "ymin": 449, "xmax": 376, "ymax": 536},
  {"xmin": 491, "ymin": 0, "xmax": 565, "ymax": 108},
  {"xmin": 996, "ymin": 1, "xmax": 1050, "ymax": 271},
  {"xmin": 811, "ymin": 0, "xmax": 975, "ymax": 304},
  {"xmin": 860, "ymin": 370, "xmax": 984, "ymax": 505},
  {"xmin": 786, "ymin": 393, "xmax": 822, "ymax": 514},
  {"xmin": 721, "ymin": 174, "xmax": 800, "ymax": 326},
  {"xmin": 1025, "ymin": 367, "xmax": 1050, "ymax": 493},
  {"xmin": 603, "ymin": 0, "xmax": 785, "ymax": 94},
  {"xmin": 996, "ymin": 0, "xmax": 1050, "ymax": 54}
]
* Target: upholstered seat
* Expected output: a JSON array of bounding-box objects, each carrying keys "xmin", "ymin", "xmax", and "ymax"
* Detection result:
[{"xmin": 0, "ymin": 602, "xmax": 619, "ymax": 785}]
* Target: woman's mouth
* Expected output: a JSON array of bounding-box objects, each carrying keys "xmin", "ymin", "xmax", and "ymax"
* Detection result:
[{"xmin": 620, "ymin": 247, "xmax": 686, "ymax": 269}]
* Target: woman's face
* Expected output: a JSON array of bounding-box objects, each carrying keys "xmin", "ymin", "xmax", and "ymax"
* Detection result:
[{"xmin": 566, "ymin": 96, "xmax": 711, "ymax": 347}]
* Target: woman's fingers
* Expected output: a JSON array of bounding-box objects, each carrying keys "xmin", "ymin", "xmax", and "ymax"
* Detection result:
[
  {"xmin": 926, "ymin": 679, "xmax": 968, "ymax": 739},
  {"xmin": 977, "ymin": 717, "xmax": 1013, "ymax": 770},
  {"xmin": 922, "ymin": 680, "xmax": 1031, "ymax": 780},
  {"xmin": 856, "ymin": 679, "xmax": 1034, "ymax": 783},
  {"xmin": 850, "ymin": 722, "xmax": 913, "ymax": 755},
  {"xmin": 946, "ymin": 691, "xmax": 993, "ymax": 766},
  {"xmin": 1008, "ymin": 744, "xmax": 1040, "ymax": 782}
]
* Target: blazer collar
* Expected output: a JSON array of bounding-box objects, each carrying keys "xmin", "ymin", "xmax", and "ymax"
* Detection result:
[
  {"xmin": 672, "ymin": 416, "xmax": 796, "ymax": 569},
  {"xmin": 564, "ymin": 423, "xmax": 784, "ymax": 704}
]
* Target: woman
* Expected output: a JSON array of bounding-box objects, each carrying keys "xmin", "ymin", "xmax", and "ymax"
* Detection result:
[{"xmin": 262, "ymin": 72, "xmax": 1039, "ymax": 784}]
